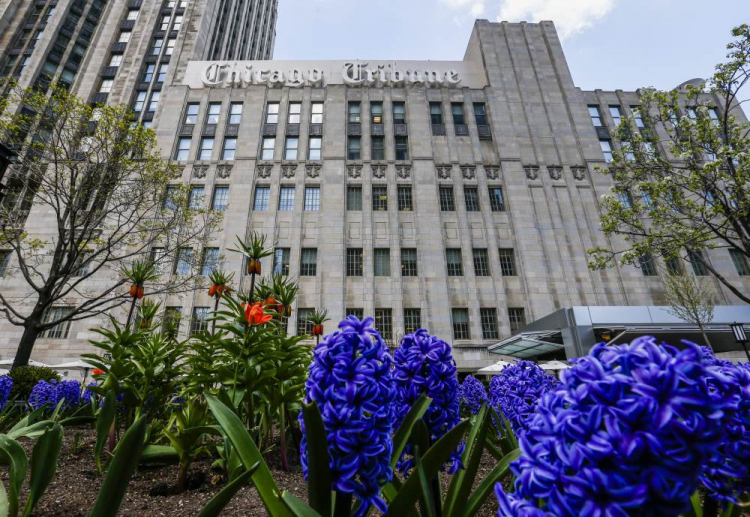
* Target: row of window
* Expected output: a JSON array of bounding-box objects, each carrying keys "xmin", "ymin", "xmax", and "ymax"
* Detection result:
[
  {"xmin": 250, "ymin": 184, "xmax": 506, "ymax": 213},
  {"xmin": 639, "ymin": 249, "xmax": 750, "ymax": 278},
  {"xmin": 588, "ymin": 104, "xmax": 719, "ymax": 129}
]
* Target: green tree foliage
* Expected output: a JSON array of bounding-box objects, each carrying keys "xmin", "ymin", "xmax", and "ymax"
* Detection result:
[{"xmin": 588, "ymin": 25, "xmax": 750, "ymax": 303}]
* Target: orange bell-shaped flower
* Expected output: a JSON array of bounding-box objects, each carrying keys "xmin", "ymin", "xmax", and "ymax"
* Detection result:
[{"xmin": 244, "ymin": 302, "xmax": 273, "ymax": 326}]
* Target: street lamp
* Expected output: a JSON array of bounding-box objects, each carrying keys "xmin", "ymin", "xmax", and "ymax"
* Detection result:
[{"xmin": 730, "ymin": 322, "xmax": 750, "ymax": 361}]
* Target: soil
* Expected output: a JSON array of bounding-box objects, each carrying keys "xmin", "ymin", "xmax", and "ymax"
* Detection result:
[{"xmin": 15, "ymin": 426, "xmax": 502, "ymax": 517}]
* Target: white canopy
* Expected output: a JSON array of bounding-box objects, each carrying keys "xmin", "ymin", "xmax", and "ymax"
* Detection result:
[
  {"xmin": 47, "ymin": 360, "xmax": 93, "ymax": 371},
  {"xmin": 539, "ymin": 360, "xmax": 570, "ymax": 371},
  {"xmin": 0, "ymin": 359, "xmax": 49, "ymax": 368},
  {"xmin": 477, "ymin": 359, "xmax": 514, "ymax": 373}
]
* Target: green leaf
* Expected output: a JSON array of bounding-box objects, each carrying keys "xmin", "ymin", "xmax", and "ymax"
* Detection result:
[
  {"xmin": 281, "ymin": 492, "xmax": 324, "ymax": 517},
  {"xmin": 484, "ymin": 440, "xmax": 504, "ymax": 461},
  {"xmin": 390, "ymin": 393, "xmax": 432, "ymax": 471},
  {"xmin": 462, "ymin": 448, "xmax": 520, "ymax": 517},
  {"xmin": 300, "ymin": 402, "xmax": 331, "ymax": 517},
  {"xmin": 386, "ymin": 419, "xmax": 470, "ymax": 515},
  {"xmin": 139, "ymin": 445, "xmax": 179, "ymax": 465},
  {"xmin": 59, "ymin": 416, "xmax": 96, "ymax": 427},
  {"xmin": 23, "ymin": 423, "xmax": 63, "ymax": 517},
  {"xmin": 444, "ymin": 405, "xmax": 490, "ymax": 517},
  {"xmin": 718, "ymin": 502, "xmax": 738, "ymax": 517},
  {"xmin": 690, "ymin": 491, "xmax": 703, "ymax": 517},
  {"xmin": 0, "ymin": 434, "xmax": 28, "ymax": 517},
  {"xmin": 206, "ymin": 395, "xmax": 291, "ymax": 517},
  {"xmin": 8, "ymin": 408, "xmax": 45, "ymax": 435},
  {"xmin": 0, "ymin": 478, "xmax": 8, "ymax": 517},
  {"xmin": 415, "ymin": 447, "xmax": 437, "ymax": 517},
  {"xmin": 94, "ymin": 390, "xmax": 116, "ymax": 473},
  {"xmin": 195, "ymin": 462, "xmax": 259, "ymax": 517},
  {"xmin": 88, "ymin": 417, "xmax": 148, "ymax": 517},
  {"xmin": 7, "ymin": 420, "xmax": 54, "ymax": 440}
]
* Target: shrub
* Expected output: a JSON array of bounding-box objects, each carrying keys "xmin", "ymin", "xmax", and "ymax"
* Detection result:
[{"xmin": 8, "ymin": 366, "xmax": 61, "ymax": 400}]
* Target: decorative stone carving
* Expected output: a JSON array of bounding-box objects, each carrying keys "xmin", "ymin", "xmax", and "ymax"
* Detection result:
[
  {"xmin": 548, "ymin": 165, "xmax": 563, "ymax": 180},
  {"xmin": 172, "ymin": 165, "xmax": 185, "ymax": 179},
  {"xmin": 256, "ymin": 164, "xmax": 272, "ymax": 178},
  {"xmin": 305, "ymin": 163, "xmax": 321, "ymax": 178},
  {"xmin": 281, "ymin": 164, "xmax": 297, "ymax": 178},
  {"xmin": 485, "ymin": 165, "xmax": 500, "ymax": 180},
  {"xmin": 216, "ymin": 164, "xmax": 232, "ymax": 179},
  {"xmin": 524, "ymin": 165, "xmax": 540, "ymax": 180},
  {"xmin": 372, "ymin": 164, "xmax": 387, "ymax": 179},
  {"xmin": 571, "ymin": 166, "xmax": 586, "ymax": 181},
  {"xmin": 192, "ymin": 165, "xmax": 208, "ymax": 179},
  {"xmin": 396, "ymin": 164, "xmax": 411, "ymax": 179},
  {"xmin": 347, "ymin": 164, "xmax": 363, "ymax": 178},
  {"xmin": 436, "ymin": 164, "xmax": 452, "ymax": 179},
  {"xmin": 460, "ymin": 165, "xmax": 476, "ymax": 180}
]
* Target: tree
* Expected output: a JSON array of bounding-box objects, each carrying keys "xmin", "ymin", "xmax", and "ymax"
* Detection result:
[
  {"xmin": 588, "ymin": 25, "xmax": 750, "ymax": 304},
  {"xmin": 662, "ymin": 271, "xmax": 716, "ymax": 349},
  {"xmin": 0, "ymin": 84, "xmax": 221, "ymax": 367}
]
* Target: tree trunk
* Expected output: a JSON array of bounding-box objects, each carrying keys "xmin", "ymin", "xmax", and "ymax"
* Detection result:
[
  {"xmin": 699, "ymin": 325, "xmax": 714, "ymax": 352},
  {"xmin": 12, "ymin": 302, "xmax": 47, "ymax": 368}
]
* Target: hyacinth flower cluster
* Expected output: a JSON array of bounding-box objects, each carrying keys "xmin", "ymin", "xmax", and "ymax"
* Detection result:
[
  {"xmin": 495, "ymin": 337, "xmax": 741, "ymax": 517},
  {"xmin": 300, "ymin": 316, "xmax": 395, "ymax": 516},
  {"xmin": 697, "ymin": 348, "xmax": 750, "ymax": 503},
  {"xmin": 0, "ymin": 375, "xmax": 12, "ymax": 410},
  {"xmin": 392, "ymin": 328, "xmax": 464, "ymax": 474},
  {"xmin": 489, "ymin": 360, "xmax": 558, "ymax": 435},
  {"xmin": 29, "ymin": 379, "xmax": 82, "ymax": 410},
  {"xmin": 459, "ymin": 375, "xmax": 487, "ymax": 415}
]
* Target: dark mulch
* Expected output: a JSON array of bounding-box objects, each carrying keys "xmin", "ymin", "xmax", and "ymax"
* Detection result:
[{"xmin": 12, "ymin": 426, "xmax": 502, "ymax": 517}]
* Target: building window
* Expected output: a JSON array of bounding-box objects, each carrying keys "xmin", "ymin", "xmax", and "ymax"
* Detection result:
[
  {"xmin": 265, "ymin": 102, "xmax": 279, "ymax": 123},
  {"xmin": 473, "ymin": 248, "xmax": 490, "ymax": 276},
  {"xmin": 372, "ymin": 185, "xmax": 388, "ymax": 211},
  {"xmin": 371, "ymin": 137, "xmax": 385, "ymax": 161},
  {"xmin": 498, "ymin": 248, "xmax": 517, "ymax": 276},
  {"xmin": 0, "ymin": 251, "xmax": 10, "ymax": 276},
  {"xmin": 600, "ymin": 139, "xmax": 613, "ymax": 162},
  {"xmin": 401, "ymin": 248, "xmax": 417, "ymax": 277},
  {"xmin": 304, "ymin": 186, "xmax": 320, "ymax": 211},
  {"xmin": 446, "ymin": 248, "xmax": 463, "ymax": 276},
  {"xmin": 588, "ymin": 105, "xmax": 602, "ymax": 127},
  {"xmin": 222, "ymin": 137, "xmax": 237, "ymax": 160},
  {"xmin": 201, "ymin": 247, "xmax": 219, "ymax": 276},
  {"xmin": 165, "ymin": 38, "xmax": 176, "ymax": 55},
  {"xmin": 688, "ymin": 251, "xmax": 708, "ymax": 276},
  {"xmin": 175, "ymin": 137, "xmax": 191, "ymax": 160},
  {"xmin": 148, "ymin": 92, "xmax": 160, "ymax": 112},
  {"xmin": 347, "ymin": 248, "xmax": 363, "ymax": 277},
  {"xmin": 151, "ymin": 38, "xmax": 163, "ymax": 55},
  {"xmin": 278, "ymin": 186, "xmax": 295, "ymax": 211},
  {"xmin": 397, "ymin": 185, "xmax": 412, "ymax": 211},
  {"xmin": 439, "ymin": 186, "xmax": 455, "ymax": 212},
  {"xmin": 190, "ymin": 307, "xmax": 210, "ymax": 335},
  {"xmin": 163, "ymin": 186, "xmax": 179, "ymax": 210},
  {"xmin": 348, "ymin": 102, "xmax": 361, "ymax": 123},
  {"xmin": 300, "ymin": 248, "xmax": 317, "ymax": 276},
  {"xmin": 173, "ymin": 15, "xmax": 183, "ymax": 30},
  {"xmin": 374, "ymin": 248, "xmax": 390, "ymax": 276},
  {"xmin": 665, "ymin": 256, "xmax": 683, "ymax": 275},
  {"xmin": 374, "ymin": 309, "xmax": 392, "ymax": 344},
  {"xmin": 212, "ymin": 186, "xmax": 229, "ymax": 211},
  {"xmin": 119, "ymin": 31, "xmax": 131, "ymax": 43},
  {"xmin": 261, "ymin": 137, "xmax": 275, "ymax": 160},
  {"xmin": 156, "ymin": 64, "xmax": 168, "ymax": 82},
  {"xmin": 348, "ymin": 137, "xmax": 361, "ymax": 160},
  {"xmin": 639, "ymin": 253, "xmax": 657, "ymax": 276},
  {"xmin": 480, "ymin": 308, "xmax": 499, "ymax": 340},
  {"xmin": 474, "ymin": 103, "xmax": 488, "ymax": 125},
  {"xmin": 311, "ymin": 102, "xmax": 323, "ymax": 124},
  {"xmin": 188, "ymin": 186, "xmax": 204, "ymax": 209},
  {"xmin": 464, "ymin": 186, "xmax": 480, "ymax": 212},
  {"xmin": 174, "ymin": 248, "xmax": 193, "ymax": 275},
  {"xmin": 508, "ymin": 308, "xmax": 526, "ymax": 333},
  {"xmin": 184, "ymin": 103, "xmax": 199, "ymax": 124},
  {"xmin": 160, "ymin": 14, "xmax": 170, "ymax": 30},
  {"xmin": 133, "ymin": 91, "xmax": 147, "ymax": 112},
  {"xmin": 452, "ymin": 308, "xmax": 470, "ymax": 340},
  {"xmin": 395, "ymin": 136, "xmax": 409, "ymax": 161},
  {"xmin": 253, "ymin": 186, "xmax": 270, "ymax": 211},
  {"xmin": 452, "ymin": 103, "xmax": 465, "ymax": 125},
  {"xmin": 163, "ymin": 306, "xmax": 181, "ymax": 336},
  {"xmin": 39, "ymin": 307, "xmax": 73, "ymax": 339},
  {"xmin": 729, "ymin": 249, "xmax": 750, "ymax": 276},
  {"xmin": 142, "ymin": 64, "xmax": 155, "ymax": 82},
  {"xmin": 347, "ymin": 308, "xmax": 364, "ymax": 319},
  {"xmin": 308, "ymin": 137, "xmax": 322, "ymax": 161},
  {"xmin": 198, "ymin": 137, "xmax": 214, "ymax": 160},
  {"xmin": 392, "ymin": 102, "xmax": 406, "ymax": 124},
  {"xmin": 404, "ymin": 308, "xmax": 421, "ymax": 334},
  {"xmin": 430, "ymin": 102, "xmax": 443, "ymax": 125},
  {"xmin": 297, "ymin": 308, "xmax": 314, "ymax": 336},
  {"xmin": 371, "ymin": 102, "xmax": 383, "ymax": 123},
  {"xmin": 288, "ymin": 102, "xmax": 301, "ymax": 124},
  {"xmin": 347, "ymin": 186, "xmax": 362, "ymax": 211},
  {"xmin": 98, "ymin": 79, "xmax": 113, "ymax": 93},
  {"xmin": 273, "ymin": 248, "xmax": 290, "ymax": 276},
  {"xmin": 206, "ymin": 102, "xmax": 221, "ymax": 124},
  {"xmin": 631, "ymin": 106, "xmax": 645, "ymax": 128},
  {"xmin": 229, "ymin": 102, "xmax": 243, "ymax": 124},
  {"xmin": 609, "ymin": 105, "xmax": 622, "ymax": 126},
  {"xmin": 284, "ymin": 137, "xmax": 299, "ymax": 160},
  {"xmin": 126, "ymin": 9, "xmax": 139, "ymax": 21},
  {"xmin": 108, "ymin": 54, "xmax": 123, "ymax": 67},
  {"xmin": 72, "ymin": 253, "xmax": 91, "ymax": 277}
]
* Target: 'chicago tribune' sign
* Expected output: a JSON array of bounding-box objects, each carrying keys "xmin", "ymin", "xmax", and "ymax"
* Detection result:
[{"xmin": 182, "ymin": 60, "xmax": 486, "ymax": 89}]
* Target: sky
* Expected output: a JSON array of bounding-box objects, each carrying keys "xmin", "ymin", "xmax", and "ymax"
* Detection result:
[{"xmin": 274, "ymin": 0, "xmax": 750, "ymax": 99}]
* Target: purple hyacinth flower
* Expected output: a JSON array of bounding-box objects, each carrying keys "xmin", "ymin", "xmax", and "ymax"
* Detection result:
[
  {"xmin": 459, "ymin": 375, "xmax": 487, "ymax": 415},
  {"xmin": 0, "ymin": 375, "xmax": 12, "ymax": 410},
  {"xmin": 489, "ymin": 360, "xmax": 558, "ymax": 435}
]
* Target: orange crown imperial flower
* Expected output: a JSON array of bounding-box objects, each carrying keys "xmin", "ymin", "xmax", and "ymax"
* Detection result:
[
  {"xmin": 92, "ymin": 369, "xmax": 105, "ymax": 376},
  {"xmin": 244, "ymin": 302, "xmax": 273, "ymax": 326}
]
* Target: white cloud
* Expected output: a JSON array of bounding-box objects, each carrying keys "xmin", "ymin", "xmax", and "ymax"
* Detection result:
[
  {"xmin": 442, "ymin": 0, "xmax": 486, "ymax": 18},
  {"xmin": 497, "ymin": 0, "xmax": 617, "ymax": 38}
]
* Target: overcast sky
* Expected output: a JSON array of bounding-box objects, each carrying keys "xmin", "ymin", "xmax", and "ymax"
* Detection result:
[{"xmin": 274, "ymin": 0, "xmax": 750, "ymax": 99}]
